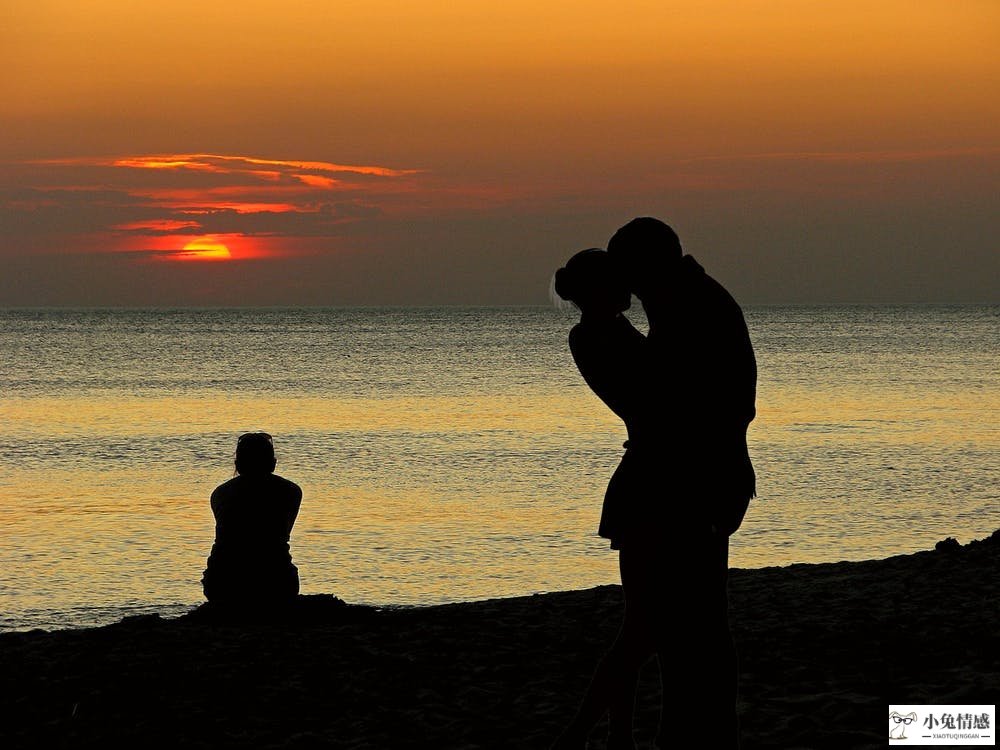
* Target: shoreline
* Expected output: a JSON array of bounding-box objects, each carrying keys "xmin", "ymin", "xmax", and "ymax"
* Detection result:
[
  {"xmin": 6, "ymin": 538, "xmax": 993, "ymax": 637},
  {"xmin": 2, "ymin": 531, "xmax": 997, "ymax": 748}
]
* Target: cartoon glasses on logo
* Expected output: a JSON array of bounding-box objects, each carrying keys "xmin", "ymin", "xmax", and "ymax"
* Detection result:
[{"xmin": 889, "ymin": 711, "xmax": 918, "ymax": 739}]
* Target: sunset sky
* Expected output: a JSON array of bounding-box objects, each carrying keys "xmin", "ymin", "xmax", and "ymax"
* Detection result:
[{"xmin": 1, "ymin": 1, "xmax": 997, "ymax": 305}]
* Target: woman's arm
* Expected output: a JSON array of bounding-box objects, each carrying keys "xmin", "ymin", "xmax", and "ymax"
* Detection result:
[{"xmin": 568, "ymin": 322, "xmax": 648, "ymax": 424}]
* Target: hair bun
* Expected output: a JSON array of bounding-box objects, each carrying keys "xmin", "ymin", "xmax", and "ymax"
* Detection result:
[{"xmin": 553, "ymin": 265, "xmax": 577, "ymax": 302}]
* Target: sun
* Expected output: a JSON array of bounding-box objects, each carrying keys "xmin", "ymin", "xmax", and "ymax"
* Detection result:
[{"xmin": 178, "ymin": 237, "xmax": 232, "ymax": 260}]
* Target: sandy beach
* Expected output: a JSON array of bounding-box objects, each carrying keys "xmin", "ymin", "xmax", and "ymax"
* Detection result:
[{"xmin": 2, "ymin": 531, "xmax": 997, "ymax": 749}]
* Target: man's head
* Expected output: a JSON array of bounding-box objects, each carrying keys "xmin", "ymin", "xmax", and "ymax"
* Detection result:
[{"xmin": 607, "ymin": 217, "xmax": 682, "ymax": 300}]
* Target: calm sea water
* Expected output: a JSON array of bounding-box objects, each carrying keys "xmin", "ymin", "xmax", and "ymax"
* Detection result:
[{"xmin": 1, "ymin": 306, "xmax": 997, "ymax": 631}]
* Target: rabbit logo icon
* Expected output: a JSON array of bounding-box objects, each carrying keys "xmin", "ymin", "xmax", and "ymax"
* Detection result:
[{"xmin": 889, "ymin": 711, "xmax": 918, "ymax": 740}]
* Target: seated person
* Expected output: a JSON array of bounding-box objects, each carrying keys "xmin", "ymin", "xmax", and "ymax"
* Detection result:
[{"xmin": 201, "ymin": 432, "xmax": 302, "ymax": 608}]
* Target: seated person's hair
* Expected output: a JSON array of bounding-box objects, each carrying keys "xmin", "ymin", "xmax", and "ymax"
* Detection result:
[{"xmin": 235, "ymin": 432, "xmax": 276, "ymax": 475}]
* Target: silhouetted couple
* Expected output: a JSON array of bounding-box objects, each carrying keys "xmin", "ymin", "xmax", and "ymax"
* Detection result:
[
  {"xmin": 201, "ymin": 432, "xmax": 302, "ymax": 611},
  {"xmin": 552, "ymin": 218, "xmax": 756, "ymax": 750}
]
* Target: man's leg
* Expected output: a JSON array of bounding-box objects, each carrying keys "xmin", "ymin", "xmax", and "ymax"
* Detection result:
[{"xmin": 655, "ymin": 532, "xmax": 738, "ymax": 749}]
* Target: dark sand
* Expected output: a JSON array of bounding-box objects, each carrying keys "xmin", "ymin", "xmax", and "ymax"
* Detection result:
[{"xmin": 2, "ymin": 532, "xmax": 997, "ymax": 749}]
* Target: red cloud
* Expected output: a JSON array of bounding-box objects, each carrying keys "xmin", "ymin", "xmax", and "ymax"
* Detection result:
[{"xmin": 17, "ymin": 153, "xmax": 422, "ymax": 261}]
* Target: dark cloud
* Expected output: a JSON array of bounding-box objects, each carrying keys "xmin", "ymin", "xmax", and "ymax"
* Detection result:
[
  {"xmin": 0, "ymin": 187, "xmax": 161, "ymax": 240},
  {"xmin": 101, "ymin": 202, "xmax": 384, "ymax": 238}
]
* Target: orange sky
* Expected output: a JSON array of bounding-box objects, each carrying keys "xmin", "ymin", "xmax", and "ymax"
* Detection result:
[{"xmin": 1, "ymin": 1, "xmax": 997, "ymax": 303}]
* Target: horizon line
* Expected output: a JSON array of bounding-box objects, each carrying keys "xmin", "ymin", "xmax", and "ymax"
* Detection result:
[{"xmin": 0, "ymin": 301, "xmax": 995, "ymax": 312}]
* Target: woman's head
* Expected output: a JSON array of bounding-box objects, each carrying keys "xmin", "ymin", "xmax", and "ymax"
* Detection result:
[
  {"xmin": 553, "ymin": 248, "xmax": 630, "ymax": 316},
  {"xmin": 234, "ymin": 432, "xmax": 277, "ymax": 476}
]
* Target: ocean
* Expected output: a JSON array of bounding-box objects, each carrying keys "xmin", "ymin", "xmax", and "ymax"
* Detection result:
[{"xmin": 1, "ymin": 305, "xmax": 997, "ymax": 631}]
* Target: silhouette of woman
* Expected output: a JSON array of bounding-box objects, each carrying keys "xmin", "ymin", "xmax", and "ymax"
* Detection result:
[
  {"xmin": 551, "ymin": 248, "xmax": 658, "ymax": 750},
  {"xmin": 201, "ymin": 432, "xmax": 302, "ymax": 609}
]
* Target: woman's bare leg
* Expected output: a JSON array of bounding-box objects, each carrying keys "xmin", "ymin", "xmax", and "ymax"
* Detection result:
[
  {"xmin": 551, "ymin": 548, "xmax": 655, "ymax": 749},
  {"xmin": 606, "ymin": 671, "xmax": 639, "ymax": 749}
]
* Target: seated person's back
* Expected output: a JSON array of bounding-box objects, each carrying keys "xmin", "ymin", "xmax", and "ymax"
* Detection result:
[{"xmin": 202, "ymin": 432, "xmax": 302, "ymax": 606}]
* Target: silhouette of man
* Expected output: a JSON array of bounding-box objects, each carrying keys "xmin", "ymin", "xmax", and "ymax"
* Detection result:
[{"xmin": 607, "ymin": 217, "xmax": 755, "ymax": 749}]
